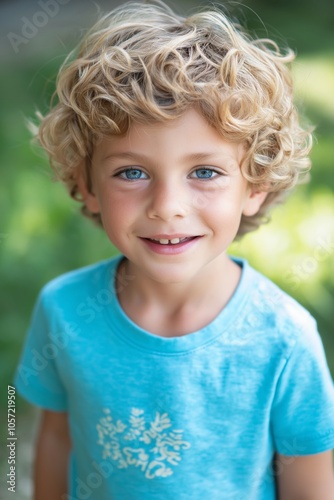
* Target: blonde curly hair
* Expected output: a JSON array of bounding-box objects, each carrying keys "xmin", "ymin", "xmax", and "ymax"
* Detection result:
[{"xmin": 37, "ymin": 0, "xmax": 312, "ymax": 236}]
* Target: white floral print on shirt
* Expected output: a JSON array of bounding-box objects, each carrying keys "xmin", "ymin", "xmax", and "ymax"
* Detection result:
[{"xmin": 96, "ymin": 408, "xmax": 191, "ymax": 479}]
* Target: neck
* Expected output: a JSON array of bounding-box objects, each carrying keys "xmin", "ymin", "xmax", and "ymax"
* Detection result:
[{"xmin": 115, "ymin": 254, "xmax": 242, "ymax": 336}]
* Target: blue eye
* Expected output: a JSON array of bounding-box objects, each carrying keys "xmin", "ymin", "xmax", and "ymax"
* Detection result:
[
  {"xmin": 117, "ymin": 168, "xmax": 148, "ymax": 180},
  {"xmin": 191, "ymin": 168, "xmax": 218, "ymax": 179}
]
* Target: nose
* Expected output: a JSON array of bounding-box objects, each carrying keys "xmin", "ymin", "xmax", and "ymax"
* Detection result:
[{"xmin": 146, "ymin": 179, "xmax": 189, "ymax": 221}]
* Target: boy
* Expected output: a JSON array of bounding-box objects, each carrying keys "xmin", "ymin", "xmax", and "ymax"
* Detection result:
[{"xmin": 14, "ymin": 1, "xmax": 334, "ymax": 499}]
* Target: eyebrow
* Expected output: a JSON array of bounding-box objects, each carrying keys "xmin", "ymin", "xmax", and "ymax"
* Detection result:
[{"xmin": 101, "ymin": 151, "xmax": 224, "ymax": 163}]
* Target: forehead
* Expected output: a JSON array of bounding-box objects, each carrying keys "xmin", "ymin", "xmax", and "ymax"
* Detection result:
[{"xmin": 93, "ymin": 108, "xmax": 246, "ymax": 166}]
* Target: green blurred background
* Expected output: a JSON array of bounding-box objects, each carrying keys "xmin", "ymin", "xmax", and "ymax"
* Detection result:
[{"xmin": 0, "ymin": 0, "xmax": 333, "ymax": 496}]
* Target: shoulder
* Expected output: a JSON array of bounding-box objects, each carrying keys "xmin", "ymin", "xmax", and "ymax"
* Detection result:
[
  {"xmin": 38, "ymin": 255, "xmax": 122, "ymax": 307},
  {"xmin": 239, "ymin": 258, "xmax": 320, "ymax": 355}
]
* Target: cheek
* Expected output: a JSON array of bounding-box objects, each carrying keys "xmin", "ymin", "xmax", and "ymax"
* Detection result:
[
  {"xmin": 198, "ymin": 188, "xmax": 245, "ymax": 222},
  {"xmin": 98, "ymin": 191, "xmax": 137, "ymax": 232}
]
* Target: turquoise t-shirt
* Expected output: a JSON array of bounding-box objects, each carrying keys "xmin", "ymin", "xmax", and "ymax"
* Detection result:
[{"xmin": 14, "ymin": 255, "xmax": 334, "ymax": 499}]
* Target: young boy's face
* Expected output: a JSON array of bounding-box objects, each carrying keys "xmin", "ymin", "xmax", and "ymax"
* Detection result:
[{"xmin": 82, "ymin": 107, "xmax": 266, "ymax": 285}]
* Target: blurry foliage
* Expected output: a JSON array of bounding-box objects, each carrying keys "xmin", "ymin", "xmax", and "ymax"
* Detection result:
[{"xmin": 1, "ymin": 0, "xmax": 334, "ymax": 417}]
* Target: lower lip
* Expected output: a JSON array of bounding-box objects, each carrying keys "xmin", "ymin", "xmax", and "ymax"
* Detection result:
[{"xmin": 140, "ymin": 237, "xmax": 202, "ymax": 255}]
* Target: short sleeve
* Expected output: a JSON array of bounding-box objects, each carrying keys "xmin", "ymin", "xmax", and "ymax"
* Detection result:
[
  {"xmin": 271, "ymin": 320, "xmax": 334, "ymax": 455},
  {"xmin": 14, "ymin": 289, "xmax": 67, "ymax": 411}
]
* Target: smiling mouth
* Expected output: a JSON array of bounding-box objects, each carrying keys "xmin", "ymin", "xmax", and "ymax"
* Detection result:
[{"xmin": 144, "ymin": 236, "xmax": 198, "ymax": 245}]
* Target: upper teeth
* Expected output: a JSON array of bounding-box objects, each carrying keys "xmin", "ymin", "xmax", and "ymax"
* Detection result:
[{"xmin": 153, "ymin": 237, "xmax": 187, "ymax": 245}]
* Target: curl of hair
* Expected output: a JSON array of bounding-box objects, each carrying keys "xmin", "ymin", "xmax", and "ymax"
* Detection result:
[{"xmin": 36, "ymin": 0, "xmax": 312, "ymax": 236}]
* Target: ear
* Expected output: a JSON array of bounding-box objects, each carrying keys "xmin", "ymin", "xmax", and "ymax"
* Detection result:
[
  {"xmin": 77, "ymin": 166, "xmax": 101, "ymax": 214},
  {"xmin": 242, "ymin": 188, "xmax": 268, "ymax": 216}
]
